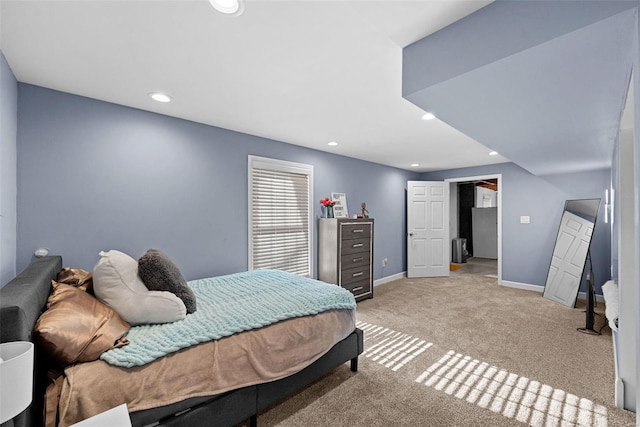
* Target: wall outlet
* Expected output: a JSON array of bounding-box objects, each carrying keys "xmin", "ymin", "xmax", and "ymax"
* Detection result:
[
  {"xmin": 520, "ymin": 216, "xmax": 530, "ymax": 224},
  {"xmin": 382, "ymin": 258, "xmax": 388, "ymax": 267}
]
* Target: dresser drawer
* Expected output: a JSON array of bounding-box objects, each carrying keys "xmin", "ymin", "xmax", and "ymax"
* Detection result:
[
  {"xmin": 341, "ymin": 223, "xmax": 372, "ymax": 240},
  {"xmin": 341, "ymin": 237, "xmax": 371, "ymax": 255},
  {"xmin": 343, "ymin": 279, "xmax": 372, "ymax": 297},
  {"xmin": 341, "ymin": 252, "xmax": 370, "ymax": 270},
  {"xmin": 341, "ymin": 265, "xmax": 371, "ymax": 286}
]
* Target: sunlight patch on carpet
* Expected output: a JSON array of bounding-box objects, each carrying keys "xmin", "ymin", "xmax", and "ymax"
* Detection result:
[
  {"xmin": 356, "ymin": 321, "xmax": 432, "ymax": 371},
  {"xmin": 415, "ymin": 350, "xmax": 608, "ymax": 427}
]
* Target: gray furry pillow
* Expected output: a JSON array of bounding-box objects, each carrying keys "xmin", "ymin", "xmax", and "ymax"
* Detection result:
[{"xmin": 138, "ymin": 249, "xmax": 197, "ymax": 314}]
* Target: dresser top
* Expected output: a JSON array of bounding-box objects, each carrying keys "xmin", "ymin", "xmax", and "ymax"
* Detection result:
[{"xmin": 319, "ymin": 217, "xmax": 373, "ymax": 222}]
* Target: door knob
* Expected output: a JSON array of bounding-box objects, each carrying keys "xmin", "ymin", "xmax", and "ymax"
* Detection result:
[{"xmin": 409, "ymin": 233, "xmax": 413, "ymax": 236}]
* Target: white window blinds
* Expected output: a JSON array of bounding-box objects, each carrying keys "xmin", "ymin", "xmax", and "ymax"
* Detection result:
[{"xmin": 248, "ymin": 156, "xmax": 313, "ymax": 277}]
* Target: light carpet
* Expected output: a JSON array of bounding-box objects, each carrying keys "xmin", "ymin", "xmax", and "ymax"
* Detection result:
[{"xmin": 255, "ymin": 272, "xmax": 636, "ymax": 427}]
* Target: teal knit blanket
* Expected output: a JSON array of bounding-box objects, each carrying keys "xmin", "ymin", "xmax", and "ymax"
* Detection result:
[{"xmin": 100, "ymin": 269, "xmax": 356, "ymax": 367}]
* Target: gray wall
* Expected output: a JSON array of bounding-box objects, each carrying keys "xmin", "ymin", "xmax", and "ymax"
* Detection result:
[
  {"xmin": 421, "ymin": 162, "xmax": 611, "ymax": 294},
  {"xmin": 16, "ymin": 84, "xmax": 417, "ymax": 281},
  {"xmin": 616, "ymin": 126, "xmax": 637, "ymax": 411},
  {"xmin": 0, "ymin": 51, "xmax": 18, "ymax": 287},
  {"xmin": 634, "ymin": 13, "xmax": 640, "ymax": 416},
  {"xmin": 611, "ymin": 136, "xmax": 619, "ymax": 280},
  {"xmin": 618, "ymin": 9, "xmax": 639, "ymax": 413}
]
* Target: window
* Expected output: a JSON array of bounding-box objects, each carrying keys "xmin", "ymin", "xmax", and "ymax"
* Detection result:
[{"xmin": 248, "ymin": 156, "xmax": 313, "ymax": 277}]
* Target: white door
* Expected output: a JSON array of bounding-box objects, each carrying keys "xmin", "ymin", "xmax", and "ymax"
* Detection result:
[
  {"xmin": 407, "ymin": 181, "xmax": 449, "ymax": 277},
  {"xmin": 543, "ymin": 210, "xmax": 594, "ymax": 306}
]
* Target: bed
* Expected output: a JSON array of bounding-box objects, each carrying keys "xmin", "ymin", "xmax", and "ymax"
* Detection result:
[{"xmin": 0, "ymin": 256, "xmax": 364, "ymax": 427}]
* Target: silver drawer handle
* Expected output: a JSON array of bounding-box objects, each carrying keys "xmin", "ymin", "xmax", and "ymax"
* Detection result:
[
  {"xmin": 352, "ymin": 229, "xmax": 364, "ymax": 233},
  {"xmin": 352, "ymin": 257, "xmax": 363, "ymax": 263},
  {"xmin": 352, "ymin": 243, "xmax": 364, "ymax": 248},
  {"xmin": 352, "ymin": 286, "xmax": 364, "ymax": 292},
  {"xmin": 352, "ymin": 272, "xmax": 364, "ymax": 277}
]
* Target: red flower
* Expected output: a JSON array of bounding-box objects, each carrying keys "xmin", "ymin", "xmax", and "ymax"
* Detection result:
[{"xmin": 320, "ymin": 197, "xmax": 336, "ymax": 207}]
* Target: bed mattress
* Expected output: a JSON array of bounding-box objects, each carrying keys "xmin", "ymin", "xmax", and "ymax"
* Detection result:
[{"xmin": 49, "ymin": 308, "xmax": 355, "ymax": 426}]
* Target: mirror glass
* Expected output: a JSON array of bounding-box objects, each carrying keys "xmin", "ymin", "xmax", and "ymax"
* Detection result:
[{"xmin": 542, "ymin": 198, "xmax": 601, "ymax": 307}]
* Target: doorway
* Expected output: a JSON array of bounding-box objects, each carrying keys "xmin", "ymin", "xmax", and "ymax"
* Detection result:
[
  {"xmin": 450, "ymin": 257, "xmax": 498, "ymax": 278},
  {"xmin": 445, "ymin": 174, "xmax": 502, "ymax": 283}
]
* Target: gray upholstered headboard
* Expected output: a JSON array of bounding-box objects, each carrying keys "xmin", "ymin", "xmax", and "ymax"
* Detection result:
[{"xmin": 0, "ymin": 256, "xmax": 62, "ymax": 427}]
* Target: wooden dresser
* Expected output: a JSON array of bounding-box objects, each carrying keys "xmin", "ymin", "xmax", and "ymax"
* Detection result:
[{"xmin": 318, "ymin": 218, "xmax": 374, "ymax": 301}]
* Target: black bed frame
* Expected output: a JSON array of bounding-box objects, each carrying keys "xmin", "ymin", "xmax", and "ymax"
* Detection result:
[{"xmin": 0, "ymin": 256, "xmax": 364, "ymax": 427}]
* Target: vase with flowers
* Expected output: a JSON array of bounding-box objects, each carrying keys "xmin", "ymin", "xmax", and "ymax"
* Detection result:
[{"xmin": 320, "ymin": 197, "xmax": 336, "ymax": 218}]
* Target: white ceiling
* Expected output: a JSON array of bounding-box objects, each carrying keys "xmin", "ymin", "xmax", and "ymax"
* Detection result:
[{"xmin": 0, "ymin": 0, "xmax": 510, "ymax": 173}]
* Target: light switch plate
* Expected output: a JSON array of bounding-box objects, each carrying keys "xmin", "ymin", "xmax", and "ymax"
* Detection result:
[{"xmin": 520, "ymin": 216, "xmax": 530, "ymax": 224}]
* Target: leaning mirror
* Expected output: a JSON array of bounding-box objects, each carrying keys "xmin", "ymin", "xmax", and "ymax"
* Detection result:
[{"xmin": 542, "ymin": 198, "xmax": 601, "ymax": 307}]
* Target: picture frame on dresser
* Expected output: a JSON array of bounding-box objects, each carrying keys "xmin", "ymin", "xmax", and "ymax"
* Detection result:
[
  {"xmin": 330, "ymin": 192, "xmax": 349, "ymax": 218},
  {"xmin": 318, "ymin": 218, "xmax": 373, "ymax": 301}
]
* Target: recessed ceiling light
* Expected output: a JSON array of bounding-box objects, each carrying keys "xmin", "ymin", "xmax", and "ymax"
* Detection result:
[
  {"xmin": 489, "ymin": 151, "xmax": 498, "ymax": 156},
  {"xmin": 209, "ymin": 0, "xmax": 245, "ymax": 16},
  {"xmin": 149, "ymin": 93, "xmax": 172, "ymax": 103},
  {"xmin": 411, "ymin": 163, "xmax": 420, "ymax": 167},
  {"xmin": 421, "ymin": 112, "xmax": 435, "ymax": 121},
  {"xmin": 328, "ymin": 141, "xmax": 338, "ymax": 146}
]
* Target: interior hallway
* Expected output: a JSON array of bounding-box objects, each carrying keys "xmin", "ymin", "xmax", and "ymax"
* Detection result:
[{"xmin": 451, "ymin": 257, "xmax": 498, "ymax": 278}]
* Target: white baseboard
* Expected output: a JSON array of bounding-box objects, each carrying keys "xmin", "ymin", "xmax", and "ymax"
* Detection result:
[
  {"xmin": 577, "ymin": 291, "xmax": 605, "ymax": 303},
  {"xmin": 499, "ymin": 280, "xmax": 605, "ymax": 303},
  {"xmin": 611, "ymin": 331, "xmax": 624, "ymax": 408},
  {"xmin": 374, "ymin": 271, "xmax": 406, "ymax": 287},
  {"xmin": 499, "ymin": 280, "xmax": 544, "ymax": 293}
]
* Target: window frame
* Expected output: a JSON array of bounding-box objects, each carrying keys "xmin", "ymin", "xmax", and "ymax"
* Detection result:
[{"xmin": 248, "ymin": 155, "xmax": 314, "ymax": 277}]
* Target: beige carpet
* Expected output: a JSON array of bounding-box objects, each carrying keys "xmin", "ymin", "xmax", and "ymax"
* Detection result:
[{"xmin": 256, "ymin": 272, "xmax": 637, "ymax": 427}]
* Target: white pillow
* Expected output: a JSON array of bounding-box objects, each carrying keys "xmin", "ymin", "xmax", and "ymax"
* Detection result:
[{"xmin": 93, "ymin": 250, "xmax": 186, "ymax": 325}]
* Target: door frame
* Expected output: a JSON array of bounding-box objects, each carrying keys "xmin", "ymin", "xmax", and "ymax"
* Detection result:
[{"xmin": 444, "ymin": 174, "xmax": 502, "ymax": 283}]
